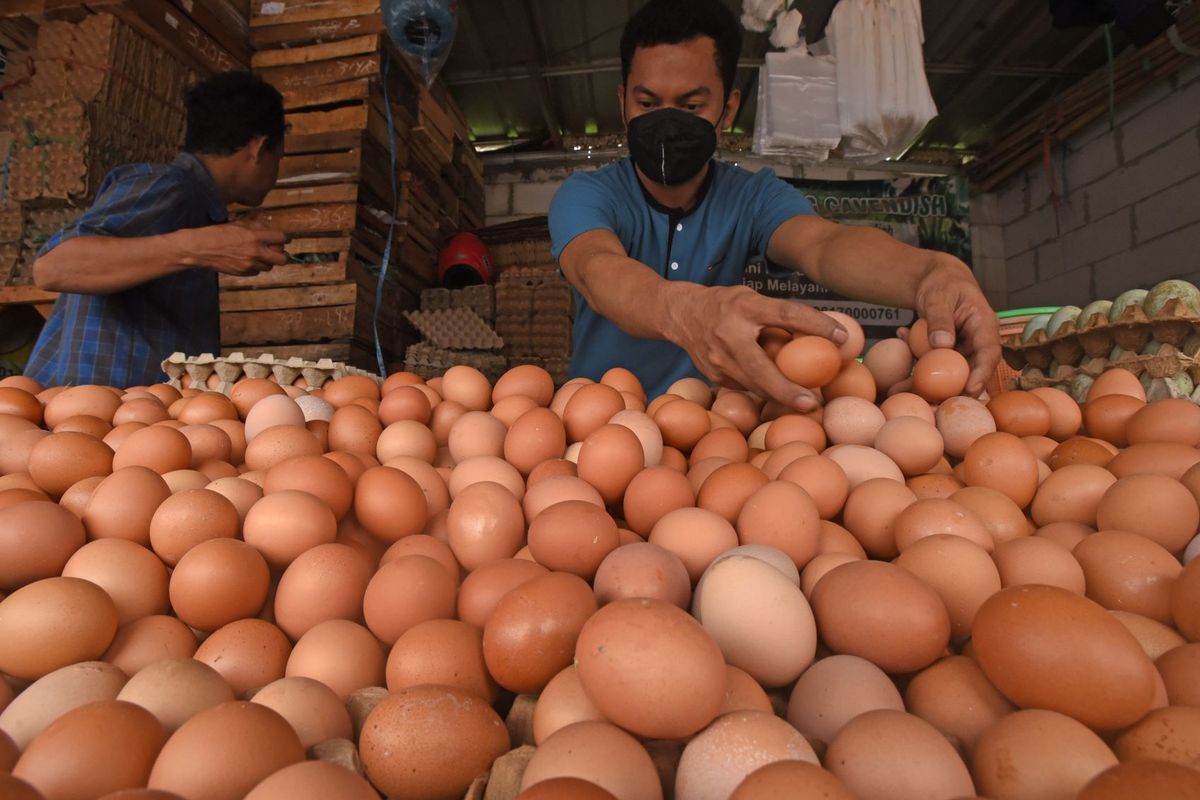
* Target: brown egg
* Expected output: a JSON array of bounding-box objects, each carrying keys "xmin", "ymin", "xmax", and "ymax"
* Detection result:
[
  {"xmin": 533, "ymin": 665, "xmax": 606, "ymax": 745},
  {"xmin": 1088, "ymin": 367, "xmax": 1147, "ymax": 401},
  {"xmin": 243, "ymin": 759, "xmax": 379, "ymax": 800},
  {"xmin": 561, "ymin": 384, "xmax": 623, "ymax": 443},
  {"xmin": 993, "ymin": 535, "xmax": 1086, "ymax": 593},
  {"xmin": 1078, "ymin": 760, "xmax": 1200, "ymax": 800},
  {"xmin": 864, "ymin": 339, "xmax": 915, "ymax": 394},
  {"xmin": 1083, "ymin": 394, "xmax": 1145, "ymax": 447},
  {"xmin": 503, "ymin": 407, "xmax": 568, "ymax": 476},
  {"xmin": 806, "ymin": 553, "xmax": 860, "ymax": 599},
  {"xmin": 492, "ymin": 364, "xmax": 554, "ymax": 407},
  {"xmin": 1124, "ymin": 398, "xmax": 1200, "ymax": 448},
  {"xmin": 736, "ymin": 480, "xmax": 820, "ymax": 569},
  {"xmin": 43, "ymin": 385, "xmax": 121, "ymax": 427},
  {"xmin": 1048, "ymin": 436, "xmax": 1114, "ymax": 470},
  {"xmin": 1, "ymin": 576, "xmax": 119, "ymax": 683},
  {"xmin": 823, "ymin": 444, "xmax": 904, "ymax": 489},
  {"xmin": 243, "ymin": 490, "xmax": 337, "ymax": 568},
  {"xmin": 209, "ymin": 419, "xmax": 247, "ymax": 465},
  {"xmin": 353, "ymin": 466, "xmax": 427, "ymax": 542},
  {"xmin": 1030, "ymin": 463, "xmax": 1116, "ymax": 528},
  {"xmin": 0, "ymin": 486, "xmax": 48, "ymax": 511},
  {"xmin": 785, "ymin": 654, "xmax": 904, "ymax": 745},
  {"xmin": 438, "ymin": 366, "xmax": 492, "ymax": 412},
  {"xmin": 193, "ymin": 620, "xmax": 292, "ymax": 697},
  {"xmin": 810, "ymin": 560, "xmax": 950, "ymax": 673},
  {"xmin": 659, "ymin": 445, "xmax": 688, "ymax": 472},
  {"xmin": 1109, "ymin": 442, "xmax": 1200, "ymax": 482},
  {"xmin": 622, "ymin": 466, "xmax": 695, "ymax": 537},
  {"xmin": 148, "ymin": 489, "xmax": 239, "ymax": 566},
  {"xmin": 361, "ymin": 553, "xmax": 456, "ymax": 645},
  {"xmin": 653, "ymin": 398, "xmax": 712, "ymax": 452},
  {"xmin": 13, "ymin": 700, "xmax": 166, "ymax": 800},
  {"xmin": 0, "ymin": 387, "xmax": 43, "ymax": 425},
  {"xmin": 822, "ymin": 360, "xmax": 877, "ymax": 404},
  {"xmin": 249, "ymin": 676, "xmax": 352, "ymax": 749},
  {"xmin": 871, "ymin": 416, "xmax": 943, "ymax": 478},
  {"xmin": 906, "ymin": 473, "xmax": 965, "ymax": 500},
  {"xmin": 26, "ymin": 431, "xmax": 113, "ymax": 498},
  {"xmin": 987, "ymin": 391, "xmax": 1052, "ymax": 437},
  {"xmin": 205, "ymin": 476, "xmax": 262, "ymax": 523},
  {"xmin": 826, "ymin": 710, "xmax": 975, "ymax": 800},
  {"xmin": 911, "ymin": 349, "xmax": 969, "ymax": 403},
  {"xmin": 577, "ymin": 424, "xmax": 645, "ymax": 505},
  {"xmin": 576, "ymin": 598, "xmax": 725, "ymax": 739},
  {"xmin": 696, "ymin": 462, "xmax": 769, "ymax": 524},
  {"xmin": 593, "ymin": 542, "xmax": 691, "ymax": 610},
  {"xmin": 483, "ymin": 571, "xmax": 597, "ymax": 694},
  {"xmin": 102, "ymin": 616, "xmax": 197, "ymax": 677},
  {"xmin": 430, "ymin": 399, "xmax": 468, "ymax": 446},
  {"xmin": 1110, "ymin": 610, "xmax": 1187, "ymax": 661},
  {"xmin": 229, "ymin": 379, "xmax": 286, "ymax": 419},
  {"xmin": 0, "ymin": 500, "xmax": 86, "ymax": 591},
  {"xmin": 321, "ymin": 375, "xmax": 381, "ymax": 409},
  {"xmin": 169, "ymin": 538, "xmax": 269, "ymax": 632},
  {"xmin": 0, "ymin": 661, "xmax": 127, "ymax": 750},
  {"xmin": 774, "ymin": 455, "xmax": 848, "ymax": 520},
  {"xmin": 1172, "ymin": 558, "xmax": 1200, "ymax": 642},
  {"xmin": 948, "ymin": 485, "xmax": 1032, "ymax": 546},
  {"xmin": 1073, "ymin": 531, "xmax": 1181, "ymax": 624},
  {"xmin": 649, "ymin": 507, "xmax": 739, "ymax": 583},
  {"xmin": 730, "ymin": 761, "xmax": 854, "ymax": 800},
  {"xmin": 961, "ymin": 432, "xmax": 1040, "ymax": 509},
  {"xmin": 456, "ymin": 558, "xmax": 548, "ymax": 628},
  {"xmin": 528, "ymin": 501, "xmax": 618, "ymax": 581},
  {"xmin": 521, "ymin": 721, "xmax": 662, "ymax": 800},
  {"xmin": 677, "ymin": 710, "xmax": 819, "ymax": 800},
  {"xmin": 323, "ymin": 405, "xmax": 379, "ymax": 457},
  {"xmin": 690, "ymin": 427, "xmax": 749, "ymax": 467},
  {"xmin": 1024, "ymin": 386, "xmax": 1079, "ymax": 439},
  {"xmin": 905, "ymin": 655, "xmax": 1016, "ymax": 754},
  {"xmin": 762, "ymin": 415, "xmax": 824, "ymax": 452},
  {"xmin": 971, "ymin": 709, "xmax": 1118, "ymax": 799},
  {"xmin": 973, "ymin": 586, "xmax": 1157, "ymax": 729},
  {"xmin": 381, "ymin": 534, "xmax": 460, "ymax": 580},
  {"xmin": 896, "ymin": 533, "xmax": 1001, "ymax": 639},
  {"xmin": 385, "ymin": 618, "xmax": 496, "ymax": 703},
  {"xmin": 243, "ymin": 424, "xmax": 323, "ymax": 472},
  {"xmin": 446, "ymin": 480, "xmax": 525, "ymax": 570},
  {"xmin": 841, "ymin": 478, "xmax": 918, "ymax": 558},
  {"xmin": 147, "ymin": 701, "xmax": 303, "ymax": 800},
  {"xmin": 934, "ymin": 396, "xmax": 997, "ymax": 459},
  {"xmin": 162, "ymin": 468, "xmax": 212, "ymax": 493},
  {"xmin": 62, "ymin": 539, "xmax": 168, "ymax": 625},
  {"xmin": 448, "ymin": 455, "xmax": 525, "ymax": 500},
  {"xmin": 285, "ymin": 620, "xmax": 384, "ymax": 702},
  {"xmin": 378, "ymin": 385, "xmax": 433, "ymax": 427},
  {"xmin": 892, "ymin": 499, "xmax": 993, "ymax": 553},
  {"xmin": 0, "ymin": 427, "xmax": 47, "ymax": 477},
  {"xmin": 775, "ymin": 336, "xmax": 841, "ymax": 388},
  {"xmin": 711, "ymin": 391, "xmax": 761, "ymax": 436},
  {"xmin": 262, "ymin": 454, "xmax": 353, "ymax": 520},
  {"xmin": 1157, "ymin": 643, "xmax": 1200, "ymax": 706},
  {"xmin": 1096, "ymin": 474, "xmax": 1198, "ymax": 553},
  {"xmin": 243, "ymin": 395, "xmax": 304, "ymax": 444},
  {"xmin": 820, "ymin": 397, "xmax": 884, "ymax": 447},
  {"xmin": 177, "ymin": 393, "xmax": 239, "ymax": 425}
]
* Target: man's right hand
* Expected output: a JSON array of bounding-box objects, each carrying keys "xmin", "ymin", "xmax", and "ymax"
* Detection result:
[{"xmin": 183, "ymin": 222, "xmax": 289, "ymax": 276}]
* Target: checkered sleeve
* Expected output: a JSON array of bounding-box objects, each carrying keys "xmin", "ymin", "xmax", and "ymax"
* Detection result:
[{"xmin": 39, "ymin": 168, "xmax": 192, "ymax": 255}]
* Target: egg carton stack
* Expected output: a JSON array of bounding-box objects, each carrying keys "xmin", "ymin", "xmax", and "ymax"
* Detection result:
[
  {"xmin": 401, "ymin": 302, "xmax": 507, "ymax": 383},
  {"xmin": 495, "ymin": 267, "xmax": 574, "ymax": 384},
  {"xmin": 0, "ymin": 205, "xmax": 20, "ymax": 286},
  {"xmin": 418, "ymin": 284, "xmax": 495, "ymax": 322},
  {"xmin": 1002, "ymin": 279, "xmax": 1200, "ymax": 403},
  {"xmin": 160, "ymin": 351, "xmax": 381, "ymax": 394}
]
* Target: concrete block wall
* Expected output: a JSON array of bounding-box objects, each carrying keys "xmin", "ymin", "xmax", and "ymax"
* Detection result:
[{"xmin": 996, "ymin": 60, "xmax": 1200, "ymax": 310}]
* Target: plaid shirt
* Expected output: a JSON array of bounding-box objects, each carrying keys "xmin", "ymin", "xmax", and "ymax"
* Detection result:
[{"xmin": 24, "ymin": 152, "xmax": 226, "ymax": 388}]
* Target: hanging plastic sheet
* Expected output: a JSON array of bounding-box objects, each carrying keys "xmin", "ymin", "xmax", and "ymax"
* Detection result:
[
  {"xmin": 753, "ymin": 48, "xmax": 842, "ymax": 161},
  {"xmin": 826, "ymin": 0, "xmax": 938, "ymax": 162},
  {"xmin": 382, "ymin": 0, "xmax": 459, "ymax": 86}
]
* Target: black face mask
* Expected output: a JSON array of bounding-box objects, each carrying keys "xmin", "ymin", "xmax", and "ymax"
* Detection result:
[{"xmin": 626, "ymin": 107, "xmax": 719, "ymax": 186}]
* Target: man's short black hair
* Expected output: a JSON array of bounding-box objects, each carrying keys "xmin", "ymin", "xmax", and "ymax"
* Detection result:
[
  {"xmin": 620, "ymin": 0, "xmax": 743, "ymax": 98},
  {"xmin": 184, "ymin": 71, "xmax": 286, "ymax": 155}
]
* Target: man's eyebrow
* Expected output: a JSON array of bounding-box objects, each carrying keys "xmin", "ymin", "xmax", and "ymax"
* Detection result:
[
  {"xmin": 632, "ymin": 85, "xmax": 661, "ymax": 99},
  {"xmin": 678, "ymin": 87, "xmax": 710, "ymax": 99}
]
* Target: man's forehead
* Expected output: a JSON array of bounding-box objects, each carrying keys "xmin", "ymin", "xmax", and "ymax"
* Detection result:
[{"xmin": 627, "ymin": 37, "xmax": 723, "ymax": 88}]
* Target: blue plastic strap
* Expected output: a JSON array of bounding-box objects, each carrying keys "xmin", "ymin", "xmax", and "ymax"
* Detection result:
[{"xmin": 373, "ymin": 54, "xmax": 401, "ymax": 376}]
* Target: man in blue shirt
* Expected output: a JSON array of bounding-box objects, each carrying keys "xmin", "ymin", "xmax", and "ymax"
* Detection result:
[
  {"xmin": 25, "ymin": 71, "xmax": 289, "ymax": 388},
  {"xmin": 550, "ymin": 0, "xmax": 1001, "ymax": 409}
]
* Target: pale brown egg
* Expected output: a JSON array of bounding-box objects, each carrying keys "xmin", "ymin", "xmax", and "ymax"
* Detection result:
[
  {"xmin": 825, "ymin": 710, "xmax": 975, "ymax": 800},
  {"xmin": 649, "ymin": 506, "xmax": 739, "ymax": 583},
  {"xmin": 61, "ymin": 539, "xmax": 168, "ymax": 625},
  {"xmin": 243, "ymin": 759, "xmax": 379, "ymax": 800},
  {"xmin": 209, "ymin": 418, "xmax": 247, "ymax": 465},
  {"xmin": 446, "ymin": 480, "xmax": 525, "ymax": 570},
  {"xmin": 193, "ymin": 619, "xmax": 292, "ymax": 697},
  {"xmin": 575, "ymin": 598, "xmax": 725, "ymax": 739},
  {"xmin": 523, "ymin": 474, "xmax": 604, "ymax": 521},
  {"xmin": 1074, "ymin": 531, "xmax": 1182, "ymax": 623},
  {"xmin": 892, "ymin": 499, "xmax": 992, "ymax": 553},
  {"xmin": 177, "ymin": 393, "xmax": 238, "ymax": 425},
  {"xmin": 972, "ymin": 709, "xmax": 1118, "ymax": 799},
  {"xmin": 243, "ymin": 395, "xmax": 304, "ymax": 443},
  {"xmin": 993, "ymin": 535, "xmax": 1087, "ymax": 593},
  {"xmin": 533, "ymin": 665, "xmax": 606, "ymax": 745},
  {"xmin": 520, "ymin": 721, "xmax": 661, "ymax": 800},
  {"xmin": 12, "ymin": 699, "xmax": 166, "ymax": 800},
  {"xmin": 1030, "ymin": 463, "xmax": 1116, "ymax": 528},
  {"xmin": 823, "ymin": 444, "xmax": 904, "ymax": 488},
  {"xmin": 842, "ymin": 478, "xmax": 918, "ymax": 558},
  {"xmin": 821, "ymin": 397, "xmax": 886, "ymax": 447},
  {"xmin": 456, "ymin": 558, "xmax": 549, "ymax": 628},
  {"xmin": 951, "ymin": 485, "xmax": 1033, "ymax": 545},
  {"xmin": 973, "ymin": 586, "xmax": 1157, "ymax": 729},
  {"xmin": 101, "ymin": 615, "xmax": 197, "ymax": 677},
  {"xmin": 147, "ymin": 701, "xmax": 304, "ymax": 800},
  {"xmin": 0, "ymin": 661, "xmax": 127, "ymax": 749},
  {"xmin": 448, "ymin": 455, "xmax": 526, "ymax": 500},
  {"xmin": 1110, "ymin": 610, "xmax": 1187, "ymax": 660},
  {"xmin": 1088, "ymin": 367, "xmax": 1146, "ymax": 401},
  {"xmin": 904, "ymin": 655, "xmax": 1016, "ymax": 754},
  {"xmin": 810, "ymin": 560, "xmax": 950, "ymax": 673},
  {"xmin": 375, "ymin": 419, "xmax": 438, "ymax": 465},
  {"xmin": 0, "ymin": 500, "xmax": 86, "ymax": 590},
  {"xmin": 874, "ymin": 416, "xmax": 944, "ymax": 477},
  {"xmin": 676, "ymin": 710, "xmax": 818, "ymax": 800},
  {"xmin": 668, "ymin": 377, "xmax": 714, "ymax": 407},
  {"xmin": 1096, "ymin": 473, "xmax": 1198, "ymax": 552},
  {"xmin": 250, "ymin": 676, "xmax": 353, "ymax": 749},
  {"xmin": 483, "ymin": 571, "xmax": 596, "ymax": 694},
  {"xmin": 43, "ymin": 385, "xmax": 121, "ymax": 427},
  {"xmin": 439, "ymin": 365, "xmax": 492, "ymax": 411},
  {"xmin": 0, "ymin": 577, "xmax": 119, "ymax": 680},
  {"xmin": 730, "ymin": 761, "xmax": 854, "ymax": 800},
  {"xmin": 777, "ymin": 455, "xmax": 850, "ymax": 520},
  {"xmin": 529, "ymin": 500, "xmax": 619, "ymax": 581},
  {"xmin": 934, "ymin": 395, "xmax": 997, "ymax": 459},
  {"xmin": 385, "ymin": 618, "xmax": 496, "ymax": 703},
  {"xmin": 896, "ymin": 534, "xmax": 1001, "ymax": 639},
  {"xmin": 285, "ymin": 619, "xmax": 385, "ymax": 702}
]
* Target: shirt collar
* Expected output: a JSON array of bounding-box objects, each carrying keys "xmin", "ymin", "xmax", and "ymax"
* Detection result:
[
  {"xmin": 631, "ymin": 157, "xmax": 717, "ymax": 220},
  {"xmin": 175, "ymin": 151, "xmax": 229, "ymax": 224}
]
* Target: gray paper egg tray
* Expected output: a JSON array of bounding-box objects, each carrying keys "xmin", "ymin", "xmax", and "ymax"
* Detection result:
[
  {"xmin": 404, "ymin": 308, "xmax": 504, "ymax": 351},
  {"xmin": 161, "ymin": 352, "xmax": 382, "ymax": 394},
  {"xmin": 402, "ymin": 343, "xmax": 507, "ymax": 383}
]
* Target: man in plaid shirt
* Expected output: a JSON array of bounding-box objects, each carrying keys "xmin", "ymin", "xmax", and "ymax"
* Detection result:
[{"xmin": 25, "ymin": 71, "xmax": 289, "ymax": 388}]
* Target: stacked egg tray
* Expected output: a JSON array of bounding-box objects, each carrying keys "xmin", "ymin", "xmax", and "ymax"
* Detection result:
[
  {"xmin": 0, "ymin": 204, "xmax": 20, "ymax": 286},
  {"xmin": 1000, "ymin": 281, "xmax": 1200, "ymax": 402},
  {"xmin": 419, "ymin": 284, "xmax": 495, "ymax": 322},
  {"xmin": 402, "ymin": 342, "xmax": 507, "ymax": 383},
  {"xmin": 495, "ymin": 267, "xmax": 574, "ymax": 361},
  {"xmin": 403, "ymin": 308, "xmax": 504, "ymax": 352},
  {"xmin": 159, "ymin": 352, "xmax": 382, "ymax": 393}
]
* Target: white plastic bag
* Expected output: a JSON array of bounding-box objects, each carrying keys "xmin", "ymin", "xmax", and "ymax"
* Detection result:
[
  {"xmin": 826, "ymin": 0, "xmax": 937, "ymax": 162},
  {"xmin": 753, "ymin": 48, "xmax": 842, "ymax": 161}
]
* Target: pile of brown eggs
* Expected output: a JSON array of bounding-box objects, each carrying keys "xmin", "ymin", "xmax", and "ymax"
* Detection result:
[{"xmin": 1, "ymin": 316, "xmax": 1199, "ymax": 800}]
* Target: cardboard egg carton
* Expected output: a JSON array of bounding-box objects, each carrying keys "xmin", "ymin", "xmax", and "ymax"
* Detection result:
[
  {"xmin": 402, "ymin": 343, "xmax": 507, "ymax": 383},
  {"xmin": 404, "ymin": 308, "xmax": 503, "ymax": 352},
  {"xmin": 160, "ymin": 351, "xmax": 381, "ymax": 393}
]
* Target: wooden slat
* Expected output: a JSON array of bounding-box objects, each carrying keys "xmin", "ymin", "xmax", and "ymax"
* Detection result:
[
  {"xmin": 255, "ymin": 202, "xmax": 357, "ymax": 234},
  {"xmin": 282, "ymin": 78, "xmax": 369, "ymax": 111},
  {"xmin": 249, "ymin": 13, "xmax": 381, "ymax": 49},
  {"xmin": 218, "ymin": 257, "xmax": 352, "ymax": 288},
  {"xmin": 279, "ymin": 149, "xmax": 361, "ymax": 181},
  {"xmin": 261, "ymin": 183, "xmax": 359, "ymax": 209},
  {"xmin": 285, "ymin": 129, "xmax": 363, "ymax": 155},
  {"xmin": 256, "ymin": 52, "xmax": 379, "ymax": 92},
  {"xmin": 220, "ymin": 281, "xmax": 356, "ymax": 311},
  {"xmin": 287, "ymin": 104, "xmax": 369, "ymax": 136},
  {"xmin": 221, "ymin": 304, "xmax": 356, "ymax": 343},
  {"xmin": 108, "ymin": 0, "xmax": 246, "ymax": 74},
  {"xmin": 285, "ymin": 236, "xmax": 351, "ymax": 256},
  {"xmin": 251, "ymin": 32, "xmax": 377, "ymax": 69},
  {"xmin": 250, "ymin": 0, "xmax": 378, "ymax": 27},
  {"xmin": 166, "ymin": 0, "xmax": 251, "ymax": 67},
  {"xmin": 0, "ymin": 286, "xmax": 58, "ymax": 305}
]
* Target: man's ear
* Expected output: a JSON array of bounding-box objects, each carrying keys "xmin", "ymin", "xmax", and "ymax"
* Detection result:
[
  {"xmin": 721, "ymin": 88, "xmax": 742, "ymax": 132},
  {"xmin": 246, "ymin": 135, "xmax": 268, "ymax": 162},
  {"xmin": 617, "ymin": 84, "xmax": 627, "ymax": 128}
]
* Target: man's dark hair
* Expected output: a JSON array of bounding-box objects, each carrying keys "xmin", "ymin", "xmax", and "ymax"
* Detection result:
[
  {"xmin": 184, "ymin": 71, "xmax": 286, "ymax": 155},
  {"xmin": 620, "ymin": 0, "xmax": 743, "ymax": 97}
]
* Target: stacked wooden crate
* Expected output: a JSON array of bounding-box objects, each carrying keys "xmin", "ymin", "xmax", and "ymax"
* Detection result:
[{"xmin": 219, "ymin": 0, "xmax": 485, "ymax": 370}]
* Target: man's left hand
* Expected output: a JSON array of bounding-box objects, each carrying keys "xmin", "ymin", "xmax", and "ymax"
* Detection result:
[{"xmin": 911, "ymin": 257, "xmax": 1002, "ymax": 397}]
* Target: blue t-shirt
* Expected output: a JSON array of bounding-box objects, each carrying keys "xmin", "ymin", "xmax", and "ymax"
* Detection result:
[
  {"xmin": 549, "ymin": 157, "xmax": 814, "ymax": 398},
  {"xmin": 24, "ymin": 152, "xmax": 225, "ymax": 388}
]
